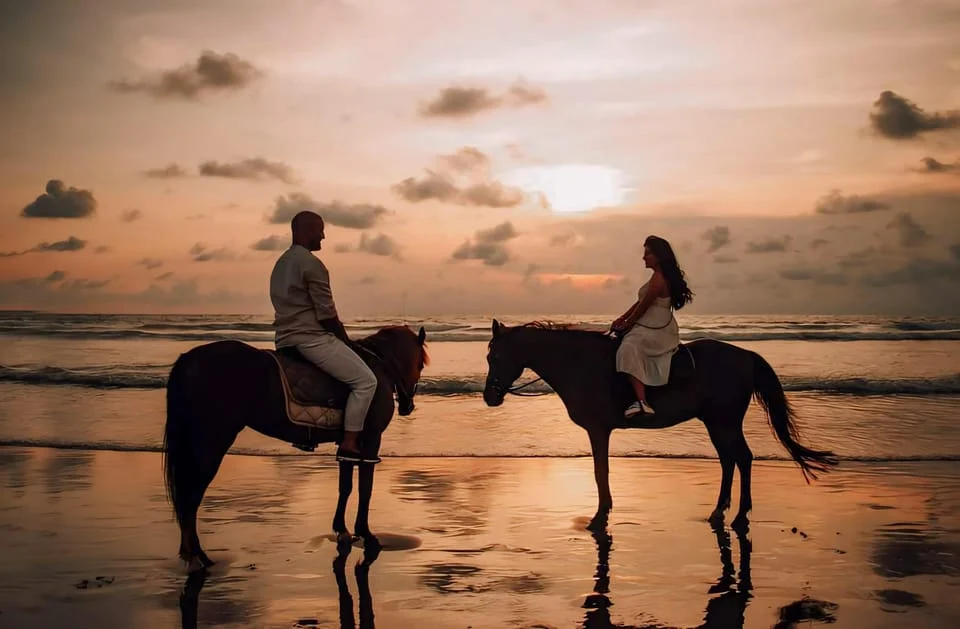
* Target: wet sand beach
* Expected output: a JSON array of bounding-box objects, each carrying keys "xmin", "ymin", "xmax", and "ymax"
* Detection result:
[{"xmin": 1, "ymin": 447, "xmax": 958, "ymax": 628}]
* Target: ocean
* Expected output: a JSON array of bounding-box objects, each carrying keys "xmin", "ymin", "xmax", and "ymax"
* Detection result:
[{"xmin": 0, "ymin": 311, "xmax": 958, "ymax": 462}]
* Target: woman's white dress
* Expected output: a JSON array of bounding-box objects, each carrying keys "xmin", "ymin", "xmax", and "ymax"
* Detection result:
[{"xmin": 615, "ymin": 280, "xmax": 679, "ymax": 386}]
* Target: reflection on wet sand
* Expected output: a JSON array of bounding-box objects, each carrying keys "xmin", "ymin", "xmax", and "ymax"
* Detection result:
[
  {"xmin": 332, "ymin": 542, "xmax": 381, "ymax": 629},
  {"xmin": 581, "ymin": 524, "xmax": 838, "ymax": 629},
  {"xmin": 392, "ymin": 466, "xmax": 503, "ymax": 537}
]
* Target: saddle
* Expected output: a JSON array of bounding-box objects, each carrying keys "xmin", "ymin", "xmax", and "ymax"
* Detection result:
[
  {"xmin": 267, "ymin": 347, "xmax": 351, "ymax": 429},
  {"xmin": 612, "ymin": 338, "xmax": 698, "ymax": 418}
]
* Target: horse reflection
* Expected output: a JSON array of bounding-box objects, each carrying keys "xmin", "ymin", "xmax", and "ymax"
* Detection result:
[
  {"xmin": 582, "ymin": 522, "xmax": 752, "ymax": 629},
  {"xmin": 334, "ymin": 542, "xmax": 382, "ymax": 629},
  {"xmin": 178, "ymin": 542, "xmax": 382, "ymax": 629}
]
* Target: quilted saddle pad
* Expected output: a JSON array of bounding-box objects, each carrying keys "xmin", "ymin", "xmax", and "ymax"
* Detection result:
[{"xmin": 267, "ymin": 347, "xmax": 351, "ymax": 429}]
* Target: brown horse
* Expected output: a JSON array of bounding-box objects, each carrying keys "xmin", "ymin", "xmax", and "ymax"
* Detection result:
[
  {"xmin": 163, "ymin": 325, "xmax": 428, "ymax": 573},
  {"xmin": 482, "ymin": 320, "xmax": 837, "ymax": 531}
]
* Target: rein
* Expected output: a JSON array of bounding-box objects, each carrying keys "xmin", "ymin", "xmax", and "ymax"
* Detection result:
[
  {"xmin": 353, "ymin": 340, "xmax": 417, "ymax": 400},
  {"xmin": 505, "ymin": 376, "xmax": 549, "ymax": 397}
]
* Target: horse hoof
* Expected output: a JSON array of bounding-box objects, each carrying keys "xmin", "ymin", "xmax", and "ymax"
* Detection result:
[
  {"xmin": 708, "ymin": 510, "xmax": 725, "ymax": 526},
  {"xmin": 586, "ymin": 514, "xmax": 609, "ymax": 532},
  {"xmin": 185, "ymin": 556, "xmax": 207, "ymax": 575}
]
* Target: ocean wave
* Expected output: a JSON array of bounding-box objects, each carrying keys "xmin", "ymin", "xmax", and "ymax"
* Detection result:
[
  {"xmin": 1, "ymin": 438, "xmax": 958, "ymax": 462},
  {"xmin": 2, "ymin": 364, "xmax": 958, "ymax": 395}
]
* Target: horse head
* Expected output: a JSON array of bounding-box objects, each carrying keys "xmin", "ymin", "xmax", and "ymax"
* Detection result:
[
  {"xmin": 363, "ymin": 325, "xmax": 428, "ymax": 416},
  {"xmin": 483, "ymin": 319, "xmax": 526, "ymax": 407}
]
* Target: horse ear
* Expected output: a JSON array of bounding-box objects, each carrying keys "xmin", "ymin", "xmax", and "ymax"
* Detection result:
[
  {"xmin": 417, "ymin": 326, "xmax": 426, "ymax": 345},
  {"xmin": 492, "ymin": 319, "xmax": 501, "ymax": 336}
]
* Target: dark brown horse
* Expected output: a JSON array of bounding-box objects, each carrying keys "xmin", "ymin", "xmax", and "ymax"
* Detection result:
[
  {"xmin": 163, "ymin": 325, "xmax": 428, "ymax": 573},
  {"xmin": 482, "ymin": 320, "xmax": 836, "ymax": 531}
]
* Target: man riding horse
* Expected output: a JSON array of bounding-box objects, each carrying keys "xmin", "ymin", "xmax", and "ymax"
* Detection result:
[{"xmin": 269, "ymin": 210, "xmax": 378, "ymax": 463}]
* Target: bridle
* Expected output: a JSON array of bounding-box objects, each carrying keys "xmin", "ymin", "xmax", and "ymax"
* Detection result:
[{"xmin": 485, "ymin": 372, "xmax": 549, "ymax": 398}]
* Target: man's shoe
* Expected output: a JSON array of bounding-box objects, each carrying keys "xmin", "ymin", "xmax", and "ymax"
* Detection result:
[
  {"xmin": 361, "ymin": 454, "xmax": 382, "ymax": 464},
  {"xmin": 335, "ymin": 446, "xmax": 362, "ymax": 463},
  {"xmin": 624, "ymin": 401, "xmax": 644, "ymax": 418}
]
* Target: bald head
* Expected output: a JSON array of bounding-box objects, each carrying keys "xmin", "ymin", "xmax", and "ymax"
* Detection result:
[{"xmin": 291, "ymin": 211, "xmax": 325, "ymax": 251}]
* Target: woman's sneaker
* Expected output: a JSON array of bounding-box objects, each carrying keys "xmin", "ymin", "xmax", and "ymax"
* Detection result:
[{"xmin": 624, "ymin": 400, "xmax": 654, "ymax": 418}]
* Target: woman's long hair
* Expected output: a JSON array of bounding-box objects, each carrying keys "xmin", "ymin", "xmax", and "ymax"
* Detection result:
[{"xmin": 644, "ymin": 235, "xmax": 693, "ymax": 310}]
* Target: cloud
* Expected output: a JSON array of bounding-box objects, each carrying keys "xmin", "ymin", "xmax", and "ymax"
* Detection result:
[
  {"xmin": 951, "ymin": 244, "xmax": 960, "ymax": 262},
  {"xmin": 265, "ymin": 193, "xmax": 389, "ymax": 229},
  {"xmin": 814, "ymin": 190, "xmax": 889, "ymax": 215},
  {"xmin": 779, "ymin": 267, "xmax": 849, "ymax": 285},
  {"xmin": 189, "ymin": 243, "xmax": 235, "ymax": 262},
  {"xmin": 869, "ymin": 91, "xmax": 960, "ymax": 140},
  {"xmin": 419, "ymin": 81, "xmax": 548, "ymax": 118},
  {"xmin": 915, "ymin": 157, "xmax": 960, "ymax": 174},
  {"xmin": 702, "ymin": 226, "xmax": 731, "ymax": 252},
  {"xmin": 860, "ymin": 257, "xmax": 960, "ymax": 287},
  {"xmin": 358, "ymin": 275, "xmax": 378, "ymax": 285},
  {"xmin": 810, "ymin": 238, "xmax": 829, "ymax": 249},
  {"xmin": 138, "ymin": 257, "xmax": 163, "ymax": 270},
  {"xmin": 745, "ymin": 235, "xmax": 792, "ymax": 253},
  {"xmin": 2, "ymin": 236, "xmax": 89, "ymax": 257},
  {"xmin": 838, "ymin": 247, "xmax": 880, "ymax": 268},
  {"xmin": 108, "ymin": 51, "xmax": 262, "ymax": 101},
  {"xmin": 45, "ymin": 270, "xmax": 66, "ymax": 282},
  {"xmin": 713, "ymin": 254, "xmax": 739, "ymax": 264},
  {"xmin": 155, "ymin": 271, "xmax": 174, "ymax": 281},
  {"xmin": 250, "ymin": 235, "xmax": 287, "ymax": 251},
  {"xmin": 549, "ymin": 231, "xmax": 583, "ymax": 247},
  {"xmin": 886, "ymin": 213, "xmax": 930, "ymax": 247},
  {"xmin": 333, "ymin": 243, "xmax": 352, "ymax": 253},
  {"xmin": 121, "ymin": 209, "xmax": 143, "ymax": 222},
  {"xmin": 357, "ymin": 233, "xmax": 402, "ymax": 258},
  {"xmin": 94, "ymin": 245, "xmax": 111, "ymax": 254},
  {"xmin": 392, "ymin": 147, "xmax": 524, "ymax": 208},
  {"xmin": 199, "ymin": 157, "xmax": 298, "ymax": 184},
  {"xmin": 144, "ymin": 163, "xmax": 188, "ymax": 179},
  {"xmin": 450, "ymin": 221, "xmax": 518, "ymax": 266},
  {"xmin": 21, "ymin": 180, "xmax": 96, "ymax": 219}
]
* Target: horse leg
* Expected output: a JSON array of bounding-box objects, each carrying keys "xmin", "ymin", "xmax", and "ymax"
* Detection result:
[
  {"xmin": 587, "ymin": 428, "xmax": 612, "ymax": 531},
  {"xmin": 354, "ymin": 463, "xmax": 381, "ymax": 548},
  {"xmin": 731, "ymin": 431, "xmax": 753, "ymax": 531},
  {"xmin": 333, "ymin": 461, "xmax": 355, "ymax": 544},
  {"xmin": 705, "ymin": 422, "xmax": 736, "ymax": 525},
  {"xmin": 176, "ymin": 431, "xmax": 234, "ymax": 573}
]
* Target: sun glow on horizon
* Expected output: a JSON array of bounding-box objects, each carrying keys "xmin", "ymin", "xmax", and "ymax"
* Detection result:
[{"xmin": 502, "ymin": 164, "xmax": 627, "ymax": 213}]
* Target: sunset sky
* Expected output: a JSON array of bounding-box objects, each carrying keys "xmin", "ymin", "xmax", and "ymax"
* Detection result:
[{"xmin": 1, "ymin": 0, "xmax": 958, "ymax": 316}]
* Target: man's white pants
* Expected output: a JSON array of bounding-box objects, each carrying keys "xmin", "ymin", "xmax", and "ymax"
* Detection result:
[{"xmin": 294, "ymin": 334, "xmax": 377, "ymax": 432}]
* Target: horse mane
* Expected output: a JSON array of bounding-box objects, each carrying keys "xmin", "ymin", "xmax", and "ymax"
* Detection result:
[
  {"xmin": 360, "ymin": 325, "xmax": 430, "ymax": 366},
  {"xmin": 517, "ymin": 320, "xmax": 606, "ymax": 340}
]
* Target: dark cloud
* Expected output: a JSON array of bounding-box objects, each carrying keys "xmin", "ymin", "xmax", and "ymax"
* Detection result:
[
  {"xmin": 419, "ymin": 86, "xmax": 501, "ymax": 118},
  {"xmin": 94, "ymin": 245, "xmax": 111, "ymax": 254},
  {"xmin": 886, "ymin": 213, "xmax": 930, "ymax": 247},
  {"xmin": 951, "ymin": 244, "xmax": 960, "ymax": 262},
  {"xmin": 915, "ymin": 157, "xmax": 960, "ymax": 174},
  {"xmin": 189, "ymin": 243, "xmax": 235, "ymax": 262},
  {"xmin": 21, "ymin": 180, "xmax": 96, "ymax": 219},
  {"xmin": 120, "ymin": 209, "xmax": 143, "ymax": 222},
  {"xmin": 45, "ymin": 270, "xmax": 66, "ymax": 282},
  {"xmin": 199, "ymin": 158, "xmax": 298, "ymax": 184},
  {"xmin": 869, "ymin": 91, "xmax": 960, "ymax": 140},
  {"xmin": 357, "ymin": 233, "xmax": 402, "ymax": 258},
  {"xmin": 333, "ymin": 243, "xmax": 352, "ymax": 253},
  {"xmin": 860, "ymin": 257, "xmax": 960, "ymax": 287},
  {"xmin": 155, "ymin": 271, "xmax": 174, "ymax": 281},
  {"xmin": 702, "ymin": 225, "xmax": 731, "ymax": 252},
  {"xmin": 838, "ymin": 247, "xmax": 880, "ymax": 268},
  {"xmin": 109, "ymin": 51, "xmax": 262, "ymax": 101},
  {"xmin": 810, "ymin": 238, "xmax": 829, "ymax": 249},
  {"xmin": 419, "ymin": 81, "xmax": 548, "ymax": 118},
  {"xmin": 138, "ymin": 257, "xmax": 163, "ymax": 270},
  {"xmin": 713, "ymin": 254, "xmax": 739, "ymax": 264},
  {"xmin": 144, "ymin": 163, "xmax": 188, "ymax": 179},
  {"xmin": 2, "ymin": 236, "xmax": 89, "ymax": 257},
  {"xmin": 392, "ymin": 147, "xmax": 524, "ymax": 208},
  {"xmin": 450, "ymin": 221, "xmax": 518, "ymax": 266},
  {"xmin": 779, "ymin": 267, "xmax": 849, "ymax": 285},
  {"xmin": 745, "ymin": 235, "xmax": 792, "ymax": 253},
  {"xmin": 814, "ymin": 190, "xmax": 888, "ymax": 215},
  {"xmin": 250, "ymin": 235, "xmax": 287, "ymax": 251},
  {"xmin": 265, "ymin": 193, "xmax": 389, "ymax": 229}
]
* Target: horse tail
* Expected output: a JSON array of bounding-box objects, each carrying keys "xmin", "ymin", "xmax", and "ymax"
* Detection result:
[
  {"xmin": 163, "ymin": 351, "xmax": 194, "ymax": 528},
  {"xmin": 751, "ymin": 352, "xmax": 838, "ymax": 482}
]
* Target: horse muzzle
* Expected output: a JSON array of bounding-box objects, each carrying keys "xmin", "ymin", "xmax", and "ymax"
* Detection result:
[{"xmin": 483, "ymin": 385, "xmax": 505, "ymax": 407}]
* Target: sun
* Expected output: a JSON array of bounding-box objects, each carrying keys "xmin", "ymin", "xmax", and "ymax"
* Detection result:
[{"xmin": 501, "ymin": 163, "xmax": 627, "ymax": 213}]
